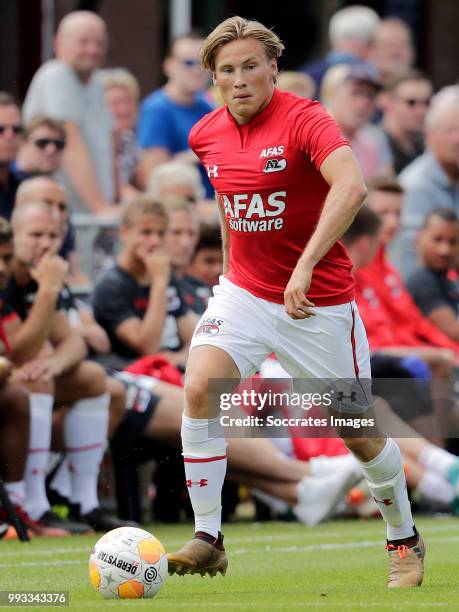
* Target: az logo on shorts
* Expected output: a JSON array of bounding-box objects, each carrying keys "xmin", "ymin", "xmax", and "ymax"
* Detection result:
[{"xmin": 195, "ymin": 317, "xmax": 224, "ymax": 336}]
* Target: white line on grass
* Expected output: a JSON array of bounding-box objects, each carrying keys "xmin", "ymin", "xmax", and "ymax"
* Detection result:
[
  {"xmin": 1, "ymin": 535, "xmax": 459, "ymax": 569},
  {"xmin": 1, "ymin": 522, "xmax": 457, "ymax": 559}
]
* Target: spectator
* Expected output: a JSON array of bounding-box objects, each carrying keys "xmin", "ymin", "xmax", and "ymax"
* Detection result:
[
  {"xmin": 15, "ymin": 176, "xmax": 90, "ymax": 288},
  {"xmin": 322, "ymin": 63, "xmax": 393, "ymax": 181},
  {"xmin": 0, "ymin": 93, "xmax": 23, "ymax": 219},
  {"xmin": 12, "ymin": 116, "xmax": 66, "ymax": 181},
  {"xmin": 136, "ymin": 32, "xmax": 213, "ymax": 196},
  {"xmin": 298, "ymin": 5, "xmax": 380, "ymax": 94},
  {"xmin": 164, "ymin": 201, "xmax": 210, "ymax": 314},
  {"xmin": 276, "ymin": 71, "xmax": 316, "ymax": 99},
  {"xmin": 99, "ymin": 68, "xmax": 142, "ymax": 200},
  {"xmin": 392, "ymin": 92, "xmax": 459, "ymax": 277},
  {"xmin": 92, "ymin": 196, "xmax": 197, "ymax": 369},
  {"xmin": 188, "ymin": 223, "xmax": 223, "ymax": 289},
  {"xmin": 406, "ymin": 209, "xmax": 459, "ymax": 342},
  {"xmin": 370, "ymin": 18, "xmax": 415, "ymax": 88},
  {"xmin": 3, "ymin": 202, "xmax": 131, "ymax": 532},
  {"xmin": 381, "ymin": 71, "xmax": 432, "ymax": 174},
  {"xmin": 23, "ymin": 11, "xmax": 115, "ymax": 215}
]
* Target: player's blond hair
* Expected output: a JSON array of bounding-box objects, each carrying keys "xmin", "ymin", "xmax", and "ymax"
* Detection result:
[
  {"xmin": 121, "ymin": 195, "xmax": 168, "ymax": 228},
  {"xmin": 201, "ymin": 16, "xmax": 284, "ymax": 72}
]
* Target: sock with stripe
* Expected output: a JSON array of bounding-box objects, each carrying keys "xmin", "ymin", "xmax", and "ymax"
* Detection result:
[
  {"xmin": 65, "ymin": 394, "xmax": 110, "ymax": 515},
  {"xmin": 24, "ymin": 393, "xmax": 54, "ymax": 520},
  {"xmin": 49, "ymin": 457, "xmax": 71, "ymax": 499},
  {"xmin": 182, "ymin": 415, "xmax": 227, "ymax": 538}
]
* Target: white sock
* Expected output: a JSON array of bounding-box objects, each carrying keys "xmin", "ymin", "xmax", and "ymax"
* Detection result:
[
  {"xmin": 5, "ymin": 481, "xmax": 26, "ymax": 508},
  {"xmin": 416, "ymin": 471, "xmax": 455, "ymax": 505},
  {"xmin": 418, "ymin": 445, "xmax": 457, "ymax": 480},
  {"xmin": 65, "ymin": 394, "xmax": 109, "ymax": 515},
  {"xmin": 356, "ymin": 438, "xmax": 415, "ymax": 541},
  {"xmin": 251, "ymin": 489, "xmax": 289, "ymax": 514},
  {"xmin": 24, "ymin": 393, "xmax": 53, "ymax": 519},
  {"xmin": 50, "ymin": 458, "xmax": 71, "ymax": 499},
  {"xmin": 182, "ymin": 415, "xmax": 227, "ymax": 538}
]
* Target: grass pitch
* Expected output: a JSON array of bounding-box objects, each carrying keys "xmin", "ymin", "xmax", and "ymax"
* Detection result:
[{"xmin": 0, "ymin": 516, "xmax": 458, "ymax": 611}]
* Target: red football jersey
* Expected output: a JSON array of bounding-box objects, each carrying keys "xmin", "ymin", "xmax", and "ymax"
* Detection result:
[{"xmin": 189, "ymin": 88, "xmax": 354, "ymax": 306}]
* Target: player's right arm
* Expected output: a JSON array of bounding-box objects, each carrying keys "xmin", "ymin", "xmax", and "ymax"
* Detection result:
[{"xmin": 216, "ymin": 194, "xmax": 230, "ymax": 276}]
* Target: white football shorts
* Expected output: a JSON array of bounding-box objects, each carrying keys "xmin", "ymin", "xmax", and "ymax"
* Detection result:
[{"xmin": 190, "ymin": 275, "xmax": 371, "ymax": 382}]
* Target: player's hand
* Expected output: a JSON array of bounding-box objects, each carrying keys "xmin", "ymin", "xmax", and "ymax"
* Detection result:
[
  {"xmin": 0, "ymin": 357, "xmax": 12, "ymax": 387},
  {"xmin": 31, "ymin": 254, "xmax": 69, "ymax": 293},
  {"xmin": 284, "ymin": 265, "xmax": 315, "ymax": 320},
  {"xmin": 138, "ymin": 247, "xmax": 171, "ymax": 282},
  {"xmin": 17, "ymin": 356, "xmax": 62, "ymax": 383}
]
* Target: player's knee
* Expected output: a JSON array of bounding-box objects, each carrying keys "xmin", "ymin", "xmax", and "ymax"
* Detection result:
[
  {"xmin": 184, "ymin": 373, "xmax": 209, "ymax": 418},
  {"xmin": 343, "ymin": 436, "xmax": 386, "ymax": 462},
  {"xmin": 77, "ymin": 361, "xmax": 107, "ymax": 398}
]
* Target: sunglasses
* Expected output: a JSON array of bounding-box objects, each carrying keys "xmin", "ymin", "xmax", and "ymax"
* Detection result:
[
  {"xmin": 33, "ymin": 138, "xmax": 66, "ymax": 151},
  {"xmin": 177, "ymin": 58, "xmax": 202, "ymax": 69},
  {"xmin": 0, "ymin": 124, "xmax": 22, "ymax": 135}
]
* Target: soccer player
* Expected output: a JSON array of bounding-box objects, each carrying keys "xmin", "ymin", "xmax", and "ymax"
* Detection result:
[{"xmin": 167, "ymin": 17, "xmax": 425, "ymax": 588}]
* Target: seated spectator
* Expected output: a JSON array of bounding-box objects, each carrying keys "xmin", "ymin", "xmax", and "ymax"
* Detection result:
[
  {"xmin": 381, "ymin": 71, "xmax": 432, "ymax": 174},
  {"xmin": 99, "ymin": 68, "xmax": 142, "ymax": 200},
  {"xmin": 12, "ymin": 116, "xmax": 66, "ymax": 181},
  {"xmin": 392, "ymin": 90, "xmax": 459, "ymax": 277},
  {"xmin": 92, "ymin": 196, "xmax": 197, "ymax": 369},
  {"xmin": 370, "ymin": 18, "xmax": 415, "ymax": 89},
  {"xmin": 164, "ymin": 200, "xmax": 210, "ymax": 314},
  {"xmin": 322, "ymin": 63, "xmax": 393, "ymax": 181},
  {"xmin": 3, "ymin": 202, "xmax": 132, "ymax": 532},
  {"xmin": 406, "ymin": 209, "xmax": 459, "ymax": 342},
  {"xmin": 137, "ymin": 32, "xmax": 213, "ymax": 197},
  {"xmin": 0, "ymin": 93, "xmax": 23, "ymax": 219},
  {"xmin": 15, "ymin": 176, "xmax": 89, "ymax": 288},
  {"xmin": 23, "ymin": 11, "xmax": 116, "ymax": 215},
  {"xmin": 298, "ymin": 5, "xmax": 380, "ymax": 95},
  {"xmin": 188, "ymin": 223, "xmax": 223, "ymax": 289},
  {"xmin": 276, "ymin": 71, "xmax": 315, "ymax": 99}
]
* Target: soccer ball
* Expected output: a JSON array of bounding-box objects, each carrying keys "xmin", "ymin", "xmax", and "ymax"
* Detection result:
[{"xmin": 89, "ymin": 526, "xmax": 168, "ymax": 599}]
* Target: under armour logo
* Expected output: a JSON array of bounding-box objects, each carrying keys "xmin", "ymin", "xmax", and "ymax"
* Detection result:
[
  {"xmin": 206, "ymin": 165, "xmax": 219, "ymax": 178},
  {"xmin": 186, "ymin": 479, "xmax": 208, "ymax": 488},
  {"xmin": 337, "ymin": 391, "xmax": 357, "ymax": 402},
  {"xmin": 373, "ymin": 497, "xmax": 393, "ymax": 506}
]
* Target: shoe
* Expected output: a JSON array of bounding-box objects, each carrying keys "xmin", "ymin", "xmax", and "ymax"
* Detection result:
[
  {"xmin": 0, "ymin": 506, "xmax": 68, "ymax": 537},
  {"xmin": 386, "ymin": 529, "xmax": 425, "ymax": 588},
  {"xmin": 167, "ymin": 531, "xmax": 228, "ymax": 577},
  {"xmin": 293, "ymin": 463, "xmax": 360, "ymax": 526},
  {"xmin": 69, "ymin": 504, "xmax": 140, "ymax": 532},
  {"xmin": 38, "ymin": 510, "xmax": 93, "ymax": 535}
]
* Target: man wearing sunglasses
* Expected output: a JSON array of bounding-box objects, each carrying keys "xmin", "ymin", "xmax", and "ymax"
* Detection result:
[
  {"xmin": 0, "ymin": 92, "xmax": 23, "ymax": 220},
  {"xmin": 137, "ymin": 32, "xmax": 213, "ymax": 197},
  {"xmin": 381, "ymin": 70, "xmax": 433, "ymax": 174},
  {"xmin": 12, "ymin": 116, "xmax": 66, "ymax": 183}
]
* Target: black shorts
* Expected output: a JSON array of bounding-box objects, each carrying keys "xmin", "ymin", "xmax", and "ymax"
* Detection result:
[{"xmin": 111, "ymin": 370, "xmax": 161, "ymax": 434}]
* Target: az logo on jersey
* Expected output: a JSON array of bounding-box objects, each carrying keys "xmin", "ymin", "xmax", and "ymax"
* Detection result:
[{"xmin": 263, "ymin": 158, "xmax": 287, "ymax": 173}]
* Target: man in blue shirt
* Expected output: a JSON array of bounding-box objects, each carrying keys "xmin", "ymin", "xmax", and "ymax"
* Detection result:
[{"xmin": 137, "ymin": 32, "xmax": 213, "ymax": 197}]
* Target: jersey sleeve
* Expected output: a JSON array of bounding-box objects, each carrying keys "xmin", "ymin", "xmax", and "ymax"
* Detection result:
[
  {"xmin": 92, "ymin": 273, "xmax": 138, "ymax": 333},
  {"xmin": 293, "ymin": 100, "xmax": 349, "ymax": 170},
  {"xmin": 137, "ymin": 98, "xmax": 174, "ymax": 150},
  {"xmin": 405, "ymin": 271, "xmax": 446, "ymax": 316}
]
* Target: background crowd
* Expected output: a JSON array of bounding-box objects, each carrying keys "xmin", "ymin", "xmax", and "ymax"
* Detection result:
[{"xmin": 1, "ymin": 4, "xmax": 459, "ymax": 538}]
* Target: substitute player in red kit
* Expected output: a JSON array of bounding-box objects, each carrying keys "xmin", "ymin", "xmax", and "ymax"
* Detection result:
[{"xmin": 167, "ymin": 16, "xmax": 425, "ymax": 588}]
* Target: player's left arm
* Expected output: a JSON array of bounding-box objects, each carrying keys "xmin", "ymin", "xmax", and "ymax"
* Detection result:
[{"xmin": 284, "ymin": 146, "xmax": 367, "ymax": 320}]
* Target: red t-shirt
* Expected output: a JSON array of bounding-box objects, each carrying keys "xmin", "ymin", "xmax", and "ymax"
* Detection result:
[
  {"xmin": 0, "ymin": 292, "xmax": 19, "ymax": 355},
  {"xmin": 189, "ymin": 88, "xmax": 354, "ymax": 306},
  {"xmin": 357, "ymin": 246, "xmax": 459, "ymax": 352}
]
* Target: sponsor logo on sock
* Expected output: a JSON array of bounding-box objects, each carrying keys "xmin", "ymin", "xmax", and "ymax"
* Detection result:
[
  {"xmin": 186, "ymin": 479, "xmax": 208, "ymax": 488},
  {"xmin": 373, "ymin": 497, "xmax": 393, "ymax": 505}
]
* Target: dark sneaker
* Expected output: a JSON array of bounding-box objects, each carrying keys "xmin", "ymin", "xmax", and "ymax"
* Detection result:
[
  {"xmin": 38, "ymin": 510, "xmax": 93, "ymax": 535},
  {"xmin": 0, "ymin": 506, "xmax": 68, "ymax": 537},
  {"xmin": 70, "ymin": 504, "xmax": 140, "ymax": 532},
  {"xmin": 386, "ymin": 529, "xmax": 426, "ymax": 588},
  {"xmin": 167, "ymin": 532, "xmax": 228, "ymax": 577}
]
